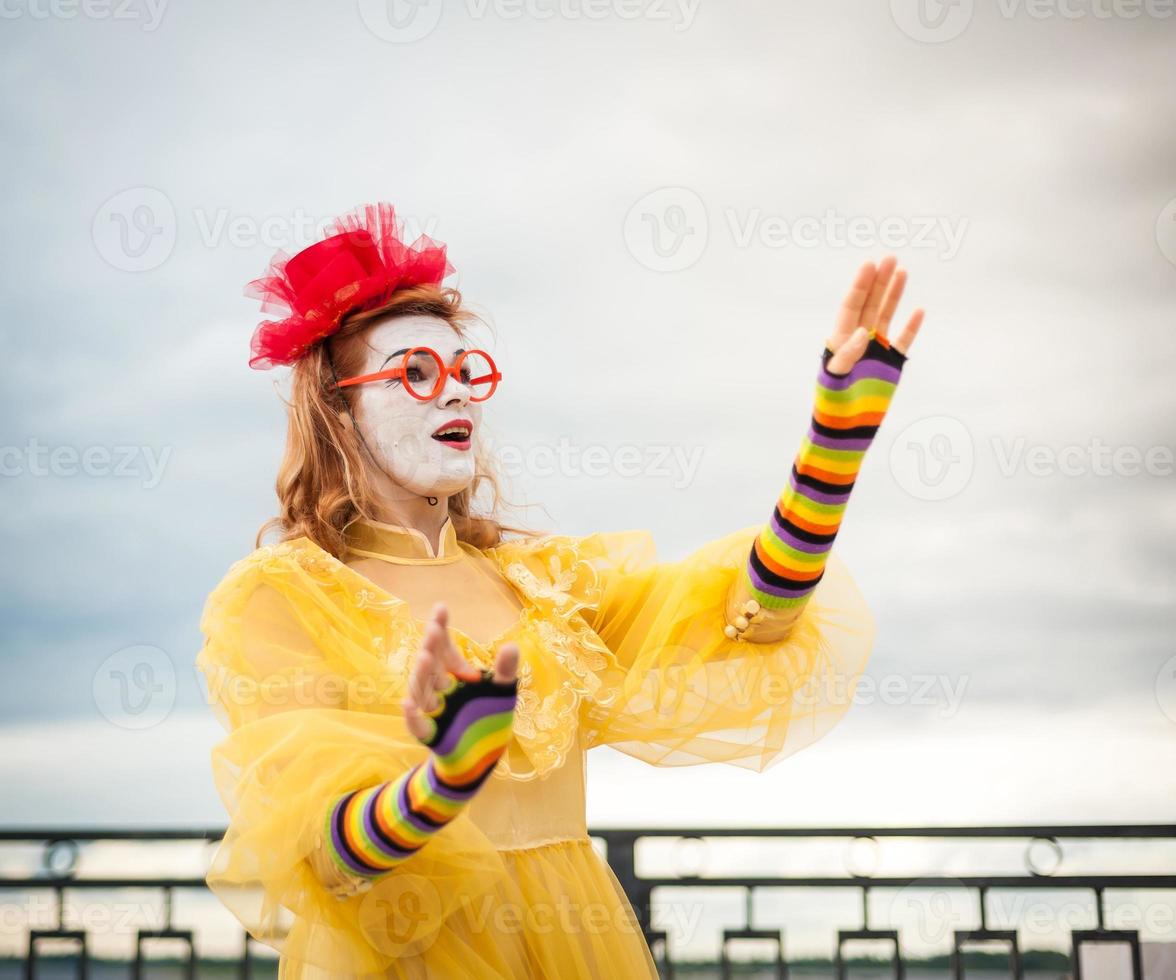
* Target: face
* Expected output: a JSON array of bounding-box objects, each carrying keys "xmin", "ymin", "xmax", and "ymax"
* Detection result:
[{"xmin": 345, "ymin": 315, "xmax": 485, "ymax": 499}]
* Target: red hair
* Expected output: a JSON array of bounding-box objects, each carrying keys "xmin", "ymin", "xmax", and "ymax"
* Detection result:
[{"xmin": 256, "ymin": 284, "xmax": 537, "ymax": 557}]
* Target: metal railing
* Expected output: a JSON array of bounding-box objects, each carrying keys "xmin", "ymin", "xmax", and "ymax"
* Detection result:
[{"xmin": 2, "ymin": 824, "xmax": 1173, "ymax": 979}]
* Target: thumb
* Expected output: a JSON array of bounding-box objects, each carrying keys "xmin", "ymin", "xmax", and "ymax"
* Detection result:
[
  {"xmin": 493, "ymin": 643, "xmax": 520, "ymax": 685},
  {"xmin": 827, "ymin": 325, "xmax": 869, "ymax": 375}
]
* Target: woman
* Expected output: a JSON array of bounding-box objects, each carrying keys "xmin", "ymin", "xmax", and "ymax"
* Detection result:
[{"xmin": 196, "ymin": 202, "xmax": 923, "ymax": 978}]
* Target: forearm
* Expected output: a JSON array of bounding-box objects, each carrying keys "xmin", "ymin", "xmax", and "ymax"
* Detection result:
[
  {"xmin": 727, "ymin": 334, "xmax": 905, "ymax": 642},
  {"xmin": 317, "ymin": 669, "xmax": 517, "ymax": 886},
  {"xmin": 323, "ymin": 759, "xmax": 461, "ymax": 877}
]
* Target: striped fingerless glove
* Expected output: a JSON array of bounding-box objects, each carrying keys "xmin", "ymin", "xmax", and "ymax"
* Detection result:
[
  {"xmin": 324, "ymin": 668, "xmax": 518, "ymax": 879},
  {"xmin": 743, "ymin": 333, "xmax": 907, "ymax": 611}
]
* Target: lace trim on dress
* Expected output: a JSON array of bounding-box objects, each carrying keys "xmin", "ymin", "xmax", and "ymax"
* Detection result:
[{"xmin": 231, "ymin": 534, "xmax": 627, "ymax": 782}]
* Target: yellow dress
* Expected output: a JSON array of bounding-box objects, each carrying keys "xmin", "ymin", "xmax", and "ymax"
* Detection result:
[{"xmin": 196, "ymin": 515, "xmax": 875, "ymax": 978}]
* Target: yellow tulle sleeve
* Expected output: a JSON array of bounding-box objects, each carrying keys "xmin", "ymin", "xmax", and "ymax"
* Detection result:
[
  {"xmin": 556, "ymin": 523, "xmax": 877, "ymax": 771},
  {"xmin": 195, "ymin": 541, "xmax": 523, "ymax": 979}
]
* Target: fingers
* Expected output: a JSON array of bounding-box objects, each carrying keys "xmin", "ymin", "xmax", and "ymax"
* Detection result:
[
  {"xmin": 826, "ymin": 325, "xmax": 871, "ymax": 375},
  {"xmin": 829, "ymin": 260, "xmax": 877, "ymax": 349},
  {"xmin": 403, "ymin": 639, "xmax": 438, "ymax": 740},
  {"xmin": 402, "ymin": 603, "xmax": 524, "ymax": 745},
  {"xmin": 403, "ymin": 603, "xmax": 480, "ymax": 740},
  {"xmin": 858, "ymin": 255, "xmax": 898, "ymax": 333},
  {"xmin": 430, "ymin": 603, "xmax": 481, "ymax": 682},
  {"xmin": 874, "ymin": 267, "xmax": 907, "ymax": 341},
  {"xmin": 829, "ymin": 256, "xmax": 923, "ymax": 361},
  {"xmin": 493, "ymin": 643, "xmax": 520, "ymax": 685},
  {"xmin": 892, "ymin": 308, "xmax": 925, "ymax": 355}
]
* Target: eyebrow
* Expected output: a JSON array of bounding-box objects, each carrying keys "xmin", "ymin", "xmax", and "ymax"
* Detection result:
[{"xmin": 380, "ymin": 347, "xmax": 466, "ymax": 369}]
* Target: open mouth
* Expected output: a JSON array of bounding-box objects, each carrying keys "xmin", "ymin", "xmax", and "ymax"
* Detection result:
[{"xmin": 431, "ymin": 421, "xmax": 473, "ymax": 447}]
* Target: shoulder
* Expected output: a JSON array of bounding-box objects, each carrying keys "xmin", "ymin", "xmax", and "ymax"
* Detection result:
[
  {"xmin": 479, "ymin": 528, "xmax": 659, "ymax": 605},
  {"xmin": 200, "ymin": 536, "xmax": 350, "ymax": 635},
  {"xmin": 484, "ymin": 528, "xmax": 656, "ymax": 562}
]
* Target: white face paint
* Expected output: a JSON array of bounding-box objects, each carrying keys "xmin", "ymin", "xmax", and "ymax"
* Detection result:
[{"xmin": 346, "ymin": 315, "xmax": 485, "ymax": 499}]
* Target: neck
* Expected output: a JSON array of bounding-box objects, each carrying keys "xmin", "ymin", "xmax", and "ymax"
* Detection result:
[{"xmin": 367, "ymin": 492, "xmax": 451, "ymax": 555}]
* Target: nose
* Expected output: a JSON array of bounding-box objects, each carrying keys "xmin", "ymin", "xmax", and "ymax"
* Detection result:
[{"xmin": 436, "ymin": 366, "xmax": 471, "ymax": 409}]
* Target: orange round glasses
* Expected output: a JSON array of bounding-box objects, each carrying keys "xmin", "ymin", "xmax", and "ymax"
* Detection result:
[{"xmin": 332, "ymin": 347, "xmax": 502, "ymax": 402}]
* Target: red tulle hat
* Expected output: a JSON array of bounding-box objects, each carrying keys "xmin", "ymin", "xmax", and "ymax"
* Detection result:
[{"xmin": 245, "ymin": 202, "xmax": 456, "ymax": 369}]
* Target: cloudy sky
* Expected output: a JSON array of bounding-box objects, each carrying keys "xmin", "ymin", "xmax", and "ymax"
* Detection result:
[{"xmin": 1, "ymin": 0, "xmax": 1174, "ymax": 951}]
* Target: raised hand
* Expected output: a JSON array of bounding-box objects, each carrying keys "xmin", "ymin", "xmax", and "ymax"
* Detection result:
[
  {"xmin": 826, "ymin": 255, "xmax": 923, "ymax": 374},
  {"xmin": 323, "ymin": 603, "xmax": 519, "ymax": 880},
  {"xmin": 403, "ymin": 602, "xmax": 519, "ymax": 742},
  {"xmin": 729, "ymin": 256, "xmax": 926, "ymax": 640}
]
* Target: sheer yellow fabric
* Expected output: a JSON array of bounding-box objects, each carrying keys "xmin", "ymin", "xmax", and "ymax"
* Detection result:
[
  {"xmin": 196, "ymin": 520, "xmax": 874, "ymax": 978},
  {"xmin": 490, "ymin": 522, "xmax": 876, "ymax": 771}
]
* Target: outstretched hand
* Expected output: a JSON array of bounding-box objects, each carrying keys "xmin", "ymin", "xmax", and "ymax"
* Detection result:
[
  {"xmin": 402, "ymin": 602, "xmax": 519, "ymax": 742},
  {"xmin": 826, "ymin": 255, "xmax": 925, "ymax": 375}
]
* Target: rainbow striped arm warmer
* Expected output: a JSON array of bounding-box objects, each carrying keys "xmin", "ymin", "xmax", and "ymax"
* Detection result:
[
  {"xmin": 323, "ymin": 668, "xmax": 518, "ymax": 879},
  {"xmin": 728, "ymin": 334, "xmax": 907, "ymax": 638}
]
